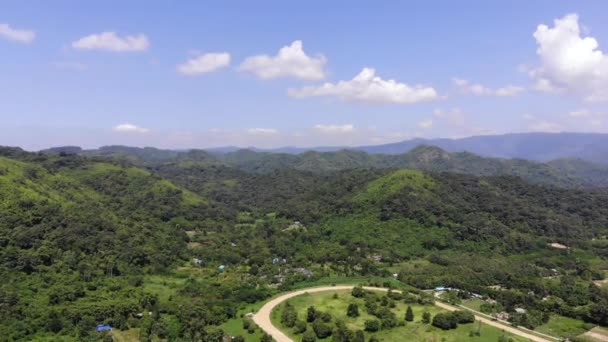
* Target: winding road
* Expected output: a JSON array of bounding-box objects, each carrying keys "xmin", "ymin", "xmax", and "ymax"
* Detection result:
[{"xmin": 252, "ymin": 285, "xmax": 553, "ymax": 342}]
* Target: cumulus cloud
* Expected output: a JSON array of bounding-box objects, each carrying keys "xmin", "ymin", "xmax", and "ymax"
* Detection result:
[
  {"xmin": 568, "ymin": 109, "xmax": 591, "ymax": 118},
  {"xmin": 289, "ymin": 68, "xmax": 439, "ymax": 104},
  {"xmin": 453, "ymin": 78, "xmax": 524, "ymax": 96},
  {"xmin": 177, "ymin": 52, "xmax": 231, "ymax": 75},
  {"xmin": 417, "ymin": 120, "xmax": 433, "ymax": 129},
  {"xmin": 72, "ymin": 32, "xmax": 149, "ymax": 52},
  {"xmin": 113, "ymin": 123, "xmax": 149, "ymax": 133},
  {"xmin": 314, "ymin": 124, "xmax": 355, "ymax": 133},
  {"xmin": 239, "ymin": 40, "xmax": 326, "ymax": 80},
  {"xmin": 247, "ymin": 128, "xmax": 279, "ymax": 135},
  {"xmin": 530, "ymin": 13, "xmax": 608, "ymax": 101},
  {"xmin": 0, "ymin": 23, "xmax": 35, "ymax": 43}
]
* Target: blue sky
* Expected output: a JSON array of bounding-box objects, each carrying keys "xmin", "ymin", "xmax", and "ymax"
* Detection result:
[{"xmin": 1, "ymin": 1, "xmax": 608, "ymax": 150}]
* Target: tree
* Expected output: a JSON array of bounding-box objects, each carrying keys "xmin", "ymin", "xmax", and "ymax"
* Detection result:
[
  {"xmin": 333, "ymin": 321, "xmax": 354, "ymax": 342},
  {"xmin": 405, "ymin": 306, "xmax": 414, "ymax": 322},
  {"xmin": 364, "ymin": 319, "xmax": 380, "ymax": 332},
  {"xmin": 206, "ymin": 327, "xmax": 225, "ymax": 342},
  {"xmin": 307, "ymin": 306, "xmax": 318, "ymax": 323},
  {"xmin": 422, "ymin": 311, "xmax": 431, "ymax": 324},
  {"xmin": 281, "ymin": 303, "xmax": 297, "ymax": 328},
  {"xmin": 312, "ymin": 320, "xmax": 332, "ymax": 339},
  {"xmin": 353, "ymin": 330, "xmax": 365, "ymax": 342},
  {"xmin": 302, "ymin": 330, "xmax": 317, "ymax": 342},
  {"xmin": 294, "ymin": 320, "xmax": 307, "ymax": 334},
  {"xmin": 347, "ymin": 303, "xmax": 360, "ymax": 317},
  {"xmin": 432, "ymin": 313, "xmax": 458, "ymax": 330},
  {"xmin": 260, "ymin": 333, "xmax": 273, "ymax": 342},
  {"xmin": 453, "ymin": 310, "xmax": 475, "ymax": 324},
  {"xmin": 352, "ymin": 285, "xmax": 366, "ymax": 298}
]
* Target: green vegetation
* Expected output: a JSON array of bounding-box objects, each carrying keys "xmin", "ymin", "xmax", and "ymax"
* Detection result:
[
  {"xmin": 1, "ymin": 146, "xmax": 608, "ymax": 340},
  {"xmin": 272, "ymin": 289, "xmax": 528, "ymax": 341}
]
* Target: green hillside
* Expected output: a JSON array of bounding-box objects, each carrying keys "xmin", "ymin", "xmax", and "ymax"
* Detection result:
[{"xmin": 1, "ymin": 148, "xmax": 607, "ymax": 341}]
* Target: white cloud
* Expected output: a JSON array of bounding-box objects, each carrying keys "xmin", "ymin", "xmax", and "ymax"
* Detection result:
[
  {"xmin": 568, "ymin": 109, "xmax": 590, "ymax": 118},
  {"xmin": 0, "ymin": 23, "xmax": 35, "ymax": 43},
  {"xmin": 113, "ymin": 123, "xmax": 150, "ymax": 133},
  {"xmin": 417, "ymin": 119, "xmax": 433, "ymax": 129},
  {"xmin": 314, "ymin": 124, "xmax": 355, "ymax": 133},
  {"xmin": 523, "ymin": 114, "xmax": 563, "ymax": 133},
  {"xmin": 239, "ymin": 40, "xmax": 326, "ymax": 80},
  {"xmin": 247, "ymin": 128, "xmax": 279, "ymax": 135},
  {"xmin": 289, "ymin": 68, "xmax": 439, "ymax": 104},
  {"xmin": 72, "ymin": 32, "xmax": 149, "ymax": 52},
  {"xmin": 530, "ymin": 13, "xmax": 608, "ymax": 101},
  {"xmin": 177, "ymin": 52, "xmax": 230, "ymax": 75},
  {"xmin": 453, "ymin": 78, "xmax": 524, "ymax": 96}
]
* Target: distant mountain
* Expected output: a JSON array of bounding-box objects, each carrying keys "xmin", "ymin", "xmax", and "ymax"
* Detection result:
[{"xmin": 356, "ymin": 132, "xmax": 608, "ymax": 163}]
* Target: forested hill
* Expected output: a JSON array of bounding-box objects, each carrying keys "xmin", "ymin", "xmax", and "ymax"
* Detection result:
[
  {"xmin": 41, "ymin": 144, "xmax": 608, "ymax": 188},
  {"xmin": 2, "ymin": 146, "xmax": 608, "ymax": 339}
]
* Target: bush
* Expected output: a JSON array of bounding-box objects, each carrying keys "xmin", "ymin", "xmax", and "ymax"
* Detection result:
[
  {"xmin": 422, "ymin": 311, "xmax": 431, "ymax": 324},
  {"xmin": 453, "ymin": 310, "xmax": 475, "ymax": 324},
  {"xmin": 364, "ymin": 319, "xmax": 380, "ymax": 332},
  {"xmin": 405, "ymin": 306, "xmax": 414, "ymax": 322},
  {"xmin": 302, "ymin": 329, "xmax": 317, "ymax": 342},
  {"xmin": 352, "ymin": 285, "xmax": 366, "ymax": 298},
  {"xmin": 432, "ymin": 313, "xmax": 458, "ymax": 330},
  {"xmin": 347, "ymin": 303, "xmax": 359, "ymax": 317},
  {"xmin": 307, "ymin": 306, "xmax": 317, "ymax": 323},
  {"xmin": 281, "ymin": 304, "xmax": 297, "ymax": 327},
  {"xmin": 312, "ymin": 320, "xmax": 332, "ymax": 338},
  {"xmin": 294, "ymin": 320, "xmax": 307, "ymax": 334}
]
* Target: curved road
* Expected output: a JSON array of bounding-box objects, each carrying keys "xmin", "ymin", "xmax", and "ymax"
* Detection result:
[{"xmin": 252, "ymin": 285, "xmax": 552, "ymax": 342}]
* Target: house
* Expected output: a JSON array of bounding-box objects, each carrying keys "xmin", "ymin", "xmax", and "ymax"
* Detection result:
[
  {"xmin": 370, "ymin": 254, "xmax": 383, "ymax": 262},
  {"xmin": 515, "ymin": 308, "xmax": 527, "ymax": 314},
  {"xmin": 548, "ymin": 242, "xmax": 569, "ymax": 250},
  {"xmin": 294, "ymin": 267, "xmax": 313, "ymax": 277},
  {"xmin": 96, "ymin": 324, "xmax": 112, "ymax": 332},
  {"xmin": 435, "ymin": 286, "xmax": 447, "ymax": 292},
  {"xmin": 392, "ymin": 273, "xmax": 399, "ymax": 278},
  {"xmin": 272, "ymin": 257, "xmax": 280, "ymax": 265},
  {"xmin": 231, "ymin": 242, "xmax": 237, "ymax": 247},
  {"xmin": 218, "ymin": 265, "xmax": 225, "ymax": 271},
  {"xmin": 193, "ymin": 258, "xmax": 202, "ymax": 265},
  {"xmin": 495, "ymin": 312, "xmax": 510, "ymax": 321}
]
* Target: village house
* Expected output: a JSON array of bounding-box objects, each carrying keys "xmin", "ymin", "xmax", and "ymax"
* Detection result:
[{"xmin": 495, "ymin": 312, "xmax": 510, "ymax": 321}]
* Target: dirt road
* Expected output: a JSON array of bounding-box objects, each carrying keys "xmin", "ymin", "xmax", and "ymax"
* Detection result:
[{"xmin": 252, "ymin": 285, "xmax": 553, "ymax": 342}]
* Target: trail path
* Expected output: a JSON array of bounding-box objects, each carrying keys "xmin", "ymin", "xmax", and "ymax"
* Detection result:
[{"xmin": 252, "ymin": 285, "xmax": 554, "ymax": 342}]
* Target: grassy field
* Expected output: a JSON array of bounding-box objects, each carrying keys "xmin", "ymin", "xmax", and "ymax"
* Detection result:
[
  {"xmin": 534, "ymin": 314, "xmax": 593, "ymax": 339},
  {"xmin": 219, "ymin": 299, "xmax": 269, "ymax": 341},
  {"xmin": 271, "ymin": 289, "xmax": 530, "ymax": 342},
  {"xmin": 461, "ymin": 298, "xmax": 487, "ymax": 312},
  {"xmin": 577, "ymin": 326, "xmax": 608, "ymax": 342}
]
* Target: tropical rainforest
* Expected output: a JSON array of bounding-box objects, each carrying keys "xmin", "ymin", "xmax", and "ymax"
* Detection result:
[{"xmin": 1, "ymin": 145, "xmax": 607, "ymax": 341}]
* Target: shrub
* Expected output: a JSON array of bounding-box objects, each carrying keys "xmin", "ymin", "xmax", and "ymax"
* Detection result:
[
  {"xmin": 364, "ymin": 319, "xmax": 380, "ymax": 332},
  {"xmin": 294, "ymin": 320, "xmax": 307, "ymax": 334},
  {"xmin": 432, "ymin": 313, "xmax": 458, "ymax": 330},
  {"xmin": 422, "ymin": 311, "xmax": 431, "ymax": 324},
  {"xmin": 352, "ymin": 285, "xmax": 366, "ymax": 298},
  {"xmin": 405, "ymin": 306, "xmax": 414, "ymax": 322},
  {"xmin": 347, "ymin": 303, "xmax": 359, "ymax": 317},
  {"xmin": 302, "ymin": 329, "xmax": 317, "ymax": 342},
  {"xmin": 312, "ymin": 320, "xmax": 332, "ymax": 338},
  {"xmin": 453, "ymin": 310, "xmax": 475, "ymax": 324}
]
